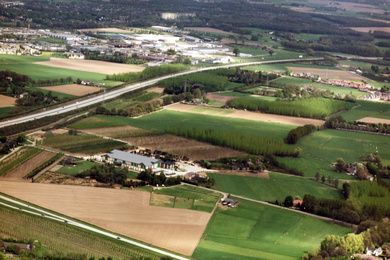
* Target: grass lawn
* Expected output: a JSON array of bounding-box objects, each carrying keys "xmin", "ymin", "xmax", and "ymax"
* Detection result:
[
  {"xmin": 92, "ymin": 110, "xmax": 296, "ymax": 139},
  {"xmin": 193, "ymin": 199, "xmax": 353, "ymax": 260},
  {"xmin": 207, "ymin": 172, "xmax": 342, "ymax": 202},
  {"xmin": 337, "ymin": 100, "xmax": 390, "ymax": 121},
  {"xmin": 56, "ymin": 161, "xmax": 99, "ymax": 176},
  {"xmin": 68, "ymin": 116, "xmax": 127, "ymax": 129},
  {"xmin": 0, "ymin": 55, "xmax": 122, "ymax": 87},
  {"xmin": 152, "ymin": 184, "xmax": 221, "ymax": 213},
  {"xmin": 279, "ymin": 129, "xmax": 390, "ymax": 178}
]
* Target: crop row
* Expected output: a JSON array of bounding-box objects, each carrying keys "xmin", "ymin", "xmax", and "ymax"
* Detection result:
[
  {"xmin": 0, "ymin": 148, "xmax": 41, "ymax": 176},
  {"xmin": 27, "ymin": 153, "xmax": 64, "ymax": 179},
  {"xmin": 0, "ymin": 204, "xmax": 160, "ymax": 259},
  {"xmin": 166, "ymin": 126, "xmax": 296, "ymax": 156}
]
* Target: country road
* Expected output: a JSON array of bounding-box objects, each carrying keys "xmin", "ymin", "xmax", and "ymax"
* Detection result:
[{"xmin": 0, "ymin": 58, "xmax": 322, "ymax": 129}]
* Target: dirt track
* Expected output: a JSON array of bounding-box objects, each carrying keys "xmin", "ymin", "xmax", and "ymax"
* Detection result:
[
  {"xmin": 38, "ymin": 84, "xmax": 101, "ymax": 96},
  {"xmin": 0, "ymin": 182, "xmax": 210, "ymax": 256},
  {"xmin": 287, "ymin": 67, "xmax": 365, "ymax": 81},
  {"xmin": 358, "ymin": 117, "xmax": 390, "ymax": 125},
  {"xmin": 165, "ymin": 103, "xmax": 325, "ymax": 126},
  {"xmin": 0, "ymin": 94, "xmax": 16, "ymax": 107},
  {"xmin": 35, "ymin": 58, "xmax": 145, "ymax": 75}
]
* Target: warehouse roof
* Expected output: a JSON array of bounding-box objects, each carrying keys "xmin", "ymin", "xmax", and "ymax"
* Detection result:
[{"xmin": 107, "ymin": 150, "xmax": 161, "ymax": 166}]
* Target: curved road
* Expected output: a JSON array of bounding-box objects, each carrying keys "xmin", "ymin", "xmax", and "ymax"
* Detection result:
[{"xmin": 0, "ymin": 58, "xmax": 322, "ymax": 129}]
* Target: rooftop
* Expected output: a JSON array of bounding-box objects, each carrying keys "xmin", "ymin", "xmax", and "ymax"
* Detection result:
[{"xmin": 107, "ymin": 150, "xmax": 161, "ymax": 166}]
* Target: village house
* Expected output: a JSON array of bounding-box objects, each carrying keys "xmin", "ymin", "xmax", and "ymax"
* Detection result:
[
  {"xmin": 105, "ymin": 149, "xmax": 162, "ymax": 171},
  {"xmin": 3, "ymin": 242, "xmax": 35, "ymax": 251},
  {"xmin": 221, "ymin": 198, "xmax": 240, "ymax": 208},
  {"xmin": 366, "ymin": 247, "xmax": 383, "ymax": 257}
]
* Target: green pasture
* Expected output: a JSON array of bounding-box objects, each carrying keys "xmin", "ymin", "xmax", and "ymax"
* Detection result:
[
  {"xmin": 42, "ymin": 132, "xmax": 127, "ymax": 154},
  {"xmin": 68, "ymin": 116, "xmax": 127, "ymax": 129},
  {"xmin": 91, "ymin": 110, "xmax": 296, "ymax": 139},
  {"xmin": 208, "ymin": 100, "xmax": 225, "ymax": 107},
  {"xmin": 337, "ymin": 100, "xmax": 390, "ymax": 121},
  {"xmin": 193, "ymin": 199, "xmax": 353, "ymax": 260},
  {"xmin": 244, "ymin": 63, "xmax": 340, "ymax": 72},
  {"xmin": 152, "ymin": 184, "xmax": 221, "ymax": 212},
  {"xmin": 273, "ymin": 77, "xmax": 364, "ymax": 97},
  {"xmin": 190, "ymin": 106, "xmax": 234, "ymax": 116},
  {"xmin": 56, "ymin": 160, "xmax": 99, "ymax": 176},
  {"xmin": 207, "ymin": 172, "xmax": 342, "ymax": 202},
  {"xmin": 279, "ymin": 129, "xmax": 390, "ymax": 178},
  {"xmin": 0, "ymin": 106, "xmax": 16, "ymax": 117},
  {"xmin": 225, "ymin": 82, "xmax": 244, "ymax": 90},
  {"xmin": 0, "ymin": 55, "xmax": 122, "ymax": 87}
]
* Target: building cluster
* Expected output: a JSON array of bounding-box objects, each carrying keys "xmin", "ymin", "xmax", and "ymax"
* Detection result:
[
  {"xmin": 361, "ymin": 91, "xmax": 390, "ymax": 101},
  {"xmin": 0, "ymin": 26, "xmax": 241, "ymax": 66},
  {"xmin": 321, "ymin": 79, "xmax": 374, "ymax": 91}
]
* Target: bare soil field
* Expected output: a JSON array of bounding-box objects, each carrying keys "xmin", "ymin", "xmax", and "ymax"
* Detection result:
[
  {"xmin": 77, "ymin": 28, "xmax": 132, "ymax": 33},
  {"xmin": 122, "ymin": 134, "xmax": 246, "ymax": 161},
  {"xmin": 216, "ymin": 170, "xmax": 270, "ymax": 178},
  {"xmin": 349, "ymin": 27, "xmax": 390, "ymax": 33},
  {"xmin": 207, "ymin": 94, "xmax": 234, "ymax": 102},
  {"xmin": 146, "ymin": 87, "xmax": 165, "ymax": 93},
  {"xmin": 0, "ymin": 94, "xmax": 16, "ymax": 107},
  {"xmin": 165, "ymin": 103, "xmax": 325, "ymax": 126},
  {"xmin": 184, "ymin": 27, "xmax": 237, "ymax": 35},
  {"xmin": 34, "ymin": 58, "xmax": 145, "ymax": 75},
  {"xmin": 38, "ymin": 84, "xmax": 101, "ymax": 96},
  {"xmin": 1, "ymin": 151, "xmax": 55, "ymax": 180},
  {"xmin": 357, "ymin": 117, "xmax": 390, "ymax": 125},
  {"xmin": 51, "ymin": 129, "xmax": 69, "ymax": 134},
  {"xmin": 80, "ymin": 125, "xmax": 154, "ymax": 139},
  {"xmin": 0, "ymin": 182, "xmax": 210, "ymax": 256},
  {"xmin": 287, "ymin": 67, "xmax": 366, "ymax": 81}
]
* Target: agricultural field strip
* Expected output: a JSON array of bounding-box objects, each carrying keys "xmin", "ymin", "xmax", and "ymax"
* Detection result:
[
  {"xmin": 0, "ymin": 194, "xmax": 190, "ymax": 260},
  {"xmin": 0, "ymin": 58, "xmax": 323, "ymax": 129}
]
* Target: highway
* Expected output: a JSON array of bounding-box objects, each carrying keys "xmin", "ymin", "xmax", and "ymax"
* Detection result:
[{"xmin": 0, "ymin": 58, "xmax": 322, "ymax": 129}]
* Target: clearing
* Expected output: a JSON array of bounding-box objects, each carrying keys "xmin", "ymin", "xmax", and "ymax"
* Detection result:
[
  {"xmin": 122, "ymin": 134, "xmax": 246, "ymax": 161},
  {"xmin": 0, "ymin": 94, "xmax": 16, "ymax": 107},
  {"xmin": 0, "ymin": 181, "xmax": 211, "ymax": 256},
  {"xmin": 357, "ymin": 117, "xmax": 390, "ymax": 125},
  {"xmin": 184, "ymin": 27, "xmax": 237, "ymax": 35},
  {"xmin": 34, "ymin": 57, "xmax": 145, "ymax": 75},
  {"xmin": 287, "ymin": 67, "xmax": 366, "ymax": 81},
  {"xmin": 165, "ymin": 103, "xmax": 325, "ymax": 126},
  {"xmin": 38, "ymin": 84, "xmax": 101, "ymax": 96},
  {"xmin": 306, "ymin": 0, "xmax": 385, "ymax": 14},
  {"xmin": 146, "ymin": 87, "xmax": 165, "ymax": 93}
]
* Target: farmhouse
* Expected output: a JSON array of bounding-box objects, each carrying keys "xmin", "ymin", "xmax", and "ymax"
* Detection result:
[
  {"xmin": 3, "ymin": 242, "xmax": 34, "ymax": 251},
  {"xmin": 221, "ymin": 198, "xmax": 240, "ymax": 208},
  {"xmin": 105, "ymin": 149, "xmax": 161, "ymax": 171}
]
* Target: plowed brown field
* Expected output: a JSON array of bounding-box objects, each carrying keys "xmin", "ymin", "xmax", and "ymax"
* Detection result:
[
  {"xmin": 38, "ymin": 84, "xmax": 101, "ymax": 96},
  {"xmin": 0, "ymin": 94, "xmax": 16, "ymax": 107},
  {"xmin": 0, "ymin": 182, "xmax": 210, "ymax": 256},
  {"xmin": 1, "ymin": 151, "xmax": 55, "ymax": 180},
  {"xmin": 357, "ymin": 117, "xmax": 390, "ymax": 125},
  {"xmin": 35, "ymin": 58, "xmax": 145, "ymax": 75}
]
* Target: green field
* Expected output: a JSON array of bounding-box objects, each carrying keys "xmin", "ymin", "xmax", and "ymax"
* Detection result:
[
  {"xmin": 207, "ymin": 172, "xmax": 342, "ymax": 202},
  {"xmin": 151, "ymin": 184, "xmax": 221, "ymax": 212},
  {"xmin": 279, "ymin": 129, "xmax": 390, "ymax": 178},
  {"xmin": 190, "ymin": 106, "xmax": 234, "ymax": 116},
  {"xmin": 56, "ymin": 160, "xmax": 100, "ymax": 176},
  {"xmin": 42, "ymin": 133, "xmax": 127, "ymax": 154},
  {"xmin": 244, "ymin": 63, "xmax": 340, "ymax": 72},
  {"xmin": 193, "ymin": 199, "xmax": 353, "ymax": 260},
  {"xmin": 337, "ymin": 100, "xmax": 390, "ymax": 121},
  {"xmin": 88, "ymin": 110, "xmax": 296, "ymax": 139},
  {"xmin": 0, "ymin": 106, "xmax": 16, "ymax": 117},
  {"xmin": 0, "ymin": 55, "xmax": 122, "ymax": 87},
  {"xmin": 68, "ymin": 116, "xmax": 127, "ymax": 129}
]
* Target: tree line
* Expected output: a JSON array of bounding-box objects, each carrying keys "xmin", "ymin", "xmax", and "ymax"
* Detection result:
[
  {"xmin": 106, "ymin": 64, "xmax": 188, "ymax": 82},
  {"xmin": 286, "ymin": 124, "xmax": 317, "ymax": 144},
  {"xmin": 166, "ymin": 126, "xmax": 297, "ymax": 157},
  {"xmin": 227, "ymin": 97, "xmax": 349, "ymax": 119}
]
